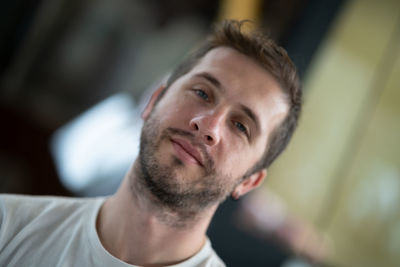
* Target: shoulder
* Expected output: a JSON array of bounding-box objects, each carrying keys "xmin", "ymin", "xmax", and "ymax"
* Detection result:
[
  {"xmin": 0, "ymin": 194, "xmax": 58, "ymax": 222},
  {"xmin": 0, "ymin": 193, "xmax": 104, "ymax": 208},
  {"xmin": 173, "ymin": 238, "xmax": 226, "ymax": 267},
  {"xmin": 0, "ymin": 194, "xmax": 98, "ymax": 215},
  {"xmin": 0, "ymin": 194, "xmax": 106, "ymax": 266},
  {"xmin": 198, "ymin": 238, "xmax": 226, "ymax": 267},
  {"xmin": 0, "ymin": 194, "xmax": 105, "ymax": 231},
  {"xmin": 203, "ymin": 246, "xmax": 226, "ymax": 267}
]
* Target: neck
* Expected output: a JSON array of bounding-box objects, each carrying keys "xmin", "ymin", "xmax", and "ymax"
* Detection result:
[{"xmin": 96, "ymin": 161, "xmax": 217, "ymax": 266}]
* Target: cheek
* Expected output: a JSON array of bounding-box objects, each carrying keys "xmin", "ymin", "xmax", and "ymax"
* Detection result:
[
  {"xmin": 219, "ymin": 139, "xmax": 265, "ymax": 176},
  {"xmin": 217, "ymin": 138, "xmax": 248, "ymax": 173},
  {"xmin": 154, "ymin": 98, "xmax": 197, "ymax": 127}
]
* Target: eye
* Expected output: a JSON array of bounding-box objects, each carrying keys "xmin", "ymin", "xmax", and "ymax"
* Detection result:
[
  {"xmin": 234, "ymin": 121, "xmax": 248, "ymax": 135},
  {"xmin": 194, "ymin": 89, "xmax": 209, "ymax": 101}
]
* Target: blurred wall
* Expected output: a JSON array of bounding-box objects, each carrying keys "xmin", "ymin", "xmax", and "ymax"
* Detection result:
[{"xmin": 266, "ymin": 0, "xmax": 400, "ymax": 266}]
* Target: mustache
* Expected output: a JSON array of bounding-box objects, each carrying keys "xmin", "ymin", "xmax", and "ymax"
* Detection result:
[{"xmin": 166, "ymin": 127, "xmax": 214, "ymax": 172}]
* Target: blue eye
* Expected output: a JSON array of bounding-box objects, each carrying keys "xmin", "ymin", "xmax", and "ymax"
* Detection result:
[
  {"xmin": 195, "ymin": 89, "xmax": 209, "ymax": 101},
  {"xmin": 234, "ymin": 121, "xmax": 247, "ymax": 134}
]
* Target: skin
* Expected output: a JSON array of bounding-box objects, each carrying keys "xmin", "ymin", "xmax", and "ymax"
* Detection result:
[{"xmin": 96, "ymin": 47, "xmax": 288, "ymax": 266}]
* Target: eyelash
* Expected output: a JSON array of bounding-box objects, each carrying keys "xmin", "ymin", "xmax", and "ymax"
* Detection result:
[
  {"xmin": 194, "ymin": 89, "xmax": 209, "ymax": 101},
  {"xmin": 234, "ymin": 121, "xmax": 248, "ymax": 136}
]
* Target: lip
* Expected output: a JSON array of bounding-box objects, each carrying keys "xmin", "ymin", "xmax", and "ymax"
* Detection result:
[{"xmin": 170, "ymin": 138, "xmax": 204, "ymax": 166}]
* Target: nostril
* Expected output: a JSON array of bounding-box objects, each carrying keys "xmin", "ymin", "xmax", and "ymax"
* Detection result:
[
  {"xmin": 194, "ymin": 124, "xmax": 199, "ymax": 130},
  {"xmin": 206, "ymin": 135, "xmax": 213, "ymax": 141}
]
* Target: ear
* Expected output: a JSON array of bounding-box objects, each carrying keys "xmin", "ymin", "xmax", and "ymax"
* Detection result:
[
  {"xmin": 232, "ymin": 169, "xmax": 267, "ymax": 199},
  {"xmin": 141, "ymin": 86, "xmax": 165, "ymax": 120}
]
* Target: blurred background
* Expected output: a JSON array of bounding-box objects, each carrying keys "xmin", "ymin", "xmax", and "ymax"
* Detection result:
[{"xmin": 1, "ymin": 0, "xmax": 399, "ymax": 266}]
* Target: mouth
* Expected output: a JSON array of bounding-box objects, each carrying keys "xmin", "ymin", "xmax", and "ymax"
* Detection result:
[{"xmin": 170, "ymin": 137, "xmax": 204, "ymax": 167}]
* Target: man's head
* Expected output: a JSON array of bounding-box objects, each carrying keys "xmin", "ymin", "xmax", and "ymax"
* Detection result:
[
  {"xmin": 160, "ymin": 20, "xmax": 301, "ymax": 173},
  {"xmin": 137, "ymin": 20, "xmax": 301, "ymax": 214}
]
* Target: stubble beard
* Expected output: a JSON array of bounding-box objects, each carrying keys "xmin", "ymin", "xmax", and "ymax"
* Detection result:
[{"xmin": 134, "ymin": 112, "xmax": 238, "ymax": 220}]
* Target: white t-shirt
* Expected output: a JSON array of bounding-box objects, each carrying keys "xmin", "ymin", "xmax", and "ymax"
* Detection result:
[{"xmin": 0, "ymin": 194, "xmax": 225, "ymax": 267}]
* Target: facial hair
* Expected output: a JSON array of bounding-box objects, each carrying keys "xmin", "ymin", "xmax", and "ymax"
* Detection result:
[{"xmin": 135, "ymin": 111, "xmax": 239, "ymax": 216}]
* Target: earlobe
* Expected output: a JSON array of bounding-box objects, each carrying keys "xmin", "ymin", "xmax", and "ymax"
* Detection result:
[
  {"xmin": 232, "ymin": 169, "xmax": 267, "ymax": 199},
  {"xmin": 141, "ymin": 86, "xmax": 165, "ymax": 120}
]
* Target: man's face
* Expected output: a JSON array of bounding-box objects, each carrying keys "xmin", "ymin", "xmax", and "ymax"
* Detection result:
[{"xmin": 139, "ymin": 47, "xmax": 288, "ymax": 212}]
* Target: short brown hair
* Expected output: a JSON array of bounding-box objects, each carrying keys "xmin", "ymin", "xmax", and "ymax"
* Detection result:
[{"xmin": 162, "ymin": 20, "xmax": 301, "ymax": 172}]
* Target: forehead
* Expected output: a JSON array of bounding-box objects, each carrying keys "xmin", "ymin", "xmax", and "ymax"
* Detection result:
[{"xmin": 187, "ymin": 47, "xmax": 288, "ymax": 137}]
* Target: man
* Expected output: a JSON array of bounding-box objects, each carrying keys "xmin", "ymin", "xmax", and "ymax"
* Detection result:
[{"xmin": 0, "ymin": 20, "xmax": 301, "ymax": 266}]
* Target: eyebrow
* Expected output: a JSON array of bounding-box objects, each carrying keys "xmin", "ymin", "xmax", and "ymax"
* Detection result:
[{"xmin": 194, "ymin": 72, "xmax": 224, "ymax": 93}]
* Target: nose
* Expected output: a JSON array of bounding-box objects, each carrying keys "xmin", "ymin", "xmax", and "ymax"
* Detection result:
[{"xmin": 189, "ymin": 112, "xmax": 224, "ymax": 146}]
